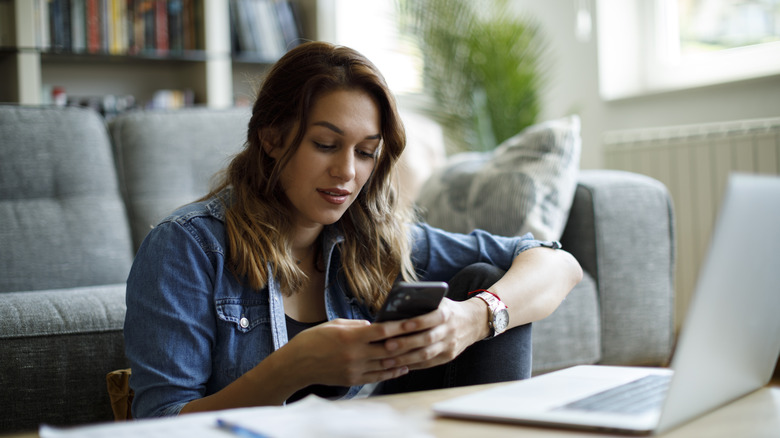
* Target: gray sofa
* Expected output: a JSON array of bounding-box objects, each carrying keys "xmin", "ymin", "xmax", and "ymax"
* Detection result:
[{"xmin": 0, "ymin": 105, "xmax": 675, "ymax": 432}]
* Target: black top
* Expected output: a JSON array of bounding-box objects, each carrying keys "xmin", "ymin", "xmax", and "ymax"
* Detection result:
[{"xmin": 285, "ymin": 315, "xmax": 350, "ymax": 403}]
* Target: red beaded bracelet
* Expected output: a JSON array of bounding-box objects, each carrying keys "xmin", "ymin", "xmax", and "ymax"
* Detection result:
[{"xmin": 467, "ymin": 289, "xmax": 509, "ymax": 308}]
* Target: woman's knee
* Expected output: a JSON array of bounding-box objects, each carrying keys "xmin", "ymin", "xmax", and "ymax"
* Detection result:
[{"xmin": 447, "ymin": 262, "xmax": 506, "ymax": 302}]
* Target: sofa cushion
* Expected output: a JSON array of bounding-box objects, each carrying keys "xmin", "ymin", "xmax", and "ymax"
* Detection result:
[
  {"xmin": 0, "ymin": 284, "xmax": 129, "ymax": 431},
  {"xmin": 0, "ymin": 105, "xmax": 134, "ymax": 293},
  {"xmin": 415, "ymin": 115, "xmax": 581, "ymax": 241},
  {"xmin": 110, "ymin": 108, "xmax": 250, "ymax": 251}
]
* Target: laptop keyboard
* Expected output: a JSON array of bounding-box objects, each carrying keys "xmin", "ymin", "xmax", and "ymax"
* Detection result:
[{"xmin": 557, "ymin": 374, "xmax": 672, "ymax": 415}]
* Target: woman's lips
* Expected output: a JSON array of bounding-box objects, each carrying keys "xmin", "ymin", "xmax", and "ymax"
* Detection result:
[{"xmin": 317, "ymin": 188, "xmax": 350, "ymax": 205}]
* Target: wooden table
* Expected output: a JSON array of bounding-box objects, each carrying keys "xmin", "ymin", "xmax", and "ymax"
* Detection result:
[
  {"xmin": 345, "ymin": 381, "xmax": 780, "ymax": 438},
  {"xmin": 4, "ymin": 381, "xmax": 779, "ymax": 437}
]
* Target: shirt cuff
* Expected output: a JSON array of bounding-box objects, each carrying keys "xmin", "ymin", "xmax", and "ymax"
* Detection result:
[
  {"xmin": 159, "ymin": 401, "xmax": 189, "ymax": 417},
  {"xmin": 514, "ymin": 233, "xmax": 563, "ymax": 256}
]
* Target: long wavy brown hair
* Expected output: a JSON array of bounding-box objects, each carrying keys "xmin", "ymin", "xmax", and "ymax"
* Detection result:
[{"xmin": 205, "ymin": 41, "xmax": 417, "ymax": 311}]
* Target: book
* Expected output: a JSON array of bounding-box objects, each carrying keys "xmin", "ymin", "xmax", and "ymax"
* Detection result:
[
  {"xmin": 155, "ymin": 0, "xmax": 169, "ymax": 53},
  {"xmin": 35, "ymin": 0, "xmax": 52, "ymax": 50},
  {"xmin": 133, "ymin": 0, "xmax": 149, "ymax": 52},
  {"xmin": 168, "ymin": 0, "xmax": 183, "ymax": 53},
  {"xmin": 255, "ymin": 0, "xmax": 285, "ymax": 59},
  {"xmin": 71, "ymin": 0, "xmax": 86, "ymax": 52},
  {"xmin": 234, "ymin": 0, "xmax": 257, "ymax": 55},
  {"xmin": 49, "ymin": 0, "xmax": 71, "ymax": 51},
  {"xmin": 182, "ymin": 0, "xmax": 197, "ymax": 51},
  {"xmin": 100, "ymin": 0, "xmax": 109, "ymax": 52},
  {"xmin": 125, "ymin": 0, "xmax": 136, "ymax": 54},
  {"xmin": 85, "ymin": 0, "xmax": 100, "ymax": 52},
  {"xmin": 273, "ymin": 0, "xmax": 300, "ymax": 49},
  {"xmin": 108, "ymin": 0, "xmax": 122, "ymax": 54},
  {"xmin": 229, "ymin": 0, "xmax": 299, "ymax": 60},
  {"xmin": 142, "ymin": 0, "xmax": 154, "ymax": 52},
  {"xmin": 38, "ymin": 0, "xmax": 206, "ymax": 56}
]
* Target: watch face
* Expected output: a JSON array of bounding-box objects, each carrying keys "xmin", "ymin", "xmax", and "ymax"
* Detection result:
[{"xmin": 494, "ymin": 308, "xmax": 509, "ymax": 333}]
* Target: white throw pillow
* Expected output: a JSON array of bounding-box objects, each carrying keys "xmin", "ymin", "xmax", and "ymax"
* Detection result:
[{"xmin": 415, "ymin": 115, "xmax": 581, "ymax": 241}]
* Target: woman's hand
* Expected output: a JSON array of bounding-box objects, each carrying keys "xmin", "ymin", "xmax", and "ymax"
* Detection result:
[
  {"xmin": 183, "ymin": 318, "xmax": 417, "ymax": 413},
  {"xmin": 182, "ymin": 302, "xmax": 489, "ymax": 414},
  {"xmin": 283, "ymin": 301, "xmax": 487, "ymax": 387},
  {"xmin": 283, "ymin": 318, "xmax": 413, "ymax": 388},
  {"xmin": 374, "ymin": 298, "xmax": 489, "ymax": 371}
]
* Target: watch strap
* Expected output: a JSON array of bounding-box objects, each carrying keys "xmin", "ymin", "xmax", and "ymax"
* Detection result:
[{"xmin": 470, "ymin": 290, "xmax": 508, "ymax": 338}]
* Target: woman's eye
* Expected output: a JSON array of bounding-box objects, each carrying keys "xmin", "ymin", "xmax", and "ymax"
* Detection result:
[
  {"xmin": 357, "ymin": 150, "xmax": 377, "ymax": 159},
  {"xmin": 314, "ymin": 142, "xmax": 335, "ymax": 150}
]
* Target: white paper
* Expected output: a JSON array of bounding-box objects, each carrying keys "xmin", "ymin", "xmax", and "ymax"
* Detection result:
[{"xmin": 39, "ymin": 396, "xmax": 432, "ymax": 438}]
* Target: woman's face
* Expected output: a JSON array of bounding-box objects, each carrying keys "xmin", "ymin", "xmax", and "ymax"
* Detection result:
[{"xmin": 271, "ymin": 88, "xmax": 381, "ymax": 231}]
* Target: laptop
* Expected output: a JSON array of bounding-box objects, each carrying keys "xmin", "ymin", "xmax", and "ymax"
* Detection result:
[{"xmin": 433, "ymin": 173, "xmax": 780, "ymax": 435}]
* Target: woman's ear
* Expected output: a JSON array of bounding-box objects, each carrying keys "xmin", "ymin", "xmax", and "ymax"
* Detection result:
[{"xmin": 259, "ymin": 129, "xmax": 282, "ymax": 158}]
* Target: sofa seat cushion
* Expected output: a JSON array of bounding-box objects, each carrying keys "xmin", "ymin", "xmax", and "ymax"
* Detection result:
[
  {"xmin": 0, "ymin": 284, "xmax": 129, "ymax": 431},
  {"xmin": 415, "ymin": 115, "xmax": 581, "ymax": 241}
]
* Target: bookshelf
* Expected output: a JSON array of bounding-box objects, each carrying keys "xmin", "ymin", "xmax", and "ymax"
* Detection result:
[{"xmin": 0, "ymin": 0, "xmax": 320, "ymax": 111}]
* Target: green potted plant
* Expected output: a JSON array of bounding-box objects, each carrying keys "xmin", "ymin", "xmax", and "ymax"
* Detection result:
[{"xmin": 399, "ymin": 0, "xmax": 548, "ymax": 152}]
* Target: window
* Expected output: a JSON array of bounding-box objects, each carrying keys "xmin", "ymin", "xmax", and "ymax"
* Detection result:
[
  {"xmin": 597, "ymin": 0, "xmax": 780, "ymax": 100},
  {"xmin": 330, "ymin": 0, "xmax": 423, "ymax": 95},
  {"xmin": 677, "ymin": 0, "xmax": 780, "ymax": 56}
]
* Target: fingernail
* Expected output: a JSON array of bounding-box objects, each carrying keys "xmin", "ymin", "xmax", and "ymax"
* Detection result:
[
  {"xmin": 404, "ymin": 321, "xmax": 417, "ymax": 331},
  {"xmin": 386, "ymin": 340, "xmax": 398, "ymax": 351}
]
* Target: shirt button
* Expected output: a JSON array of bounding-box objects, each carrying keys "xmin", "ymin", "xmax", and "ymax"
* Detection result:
[{"xmin": 239, "ymin": 317, "xmax": 249, "ymax": 328}]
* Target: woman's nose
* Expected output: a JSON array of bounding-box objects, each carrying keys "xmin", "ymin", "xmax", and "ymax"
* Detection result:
[{"xmin": 329, "ymin": 149, "xmax": 356, "ymax": 181}]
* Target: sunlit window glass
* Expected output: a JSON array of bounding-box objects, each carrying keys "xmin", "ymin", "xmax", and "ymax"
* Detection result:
[
  {"xmin": 677, "ymin": 0, "xmax": 780, "ymax": 55},
  {"xmin": 334, "ymin": 0, "xmax": 423, "ymax": 95}
]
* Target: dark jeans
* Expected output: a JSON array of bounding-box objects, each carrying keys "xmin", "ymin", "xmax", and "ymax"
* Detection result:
[{"xmin": 373, "ymin": 263, "xmax": 533, "ymax": 395}]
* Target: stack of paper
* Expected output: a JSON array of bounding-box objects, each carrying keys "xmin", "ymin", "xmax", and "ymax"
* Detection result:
[{"xmin": 40, "ymin": 396, "xmax": 432, "ymax": 438}]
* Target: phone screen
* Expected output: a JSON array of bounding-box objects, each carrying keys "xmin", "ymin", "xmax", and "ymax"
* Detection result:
[{"xmin": 374, "ymin": 281, "xmax": 448, "ymax": 322}]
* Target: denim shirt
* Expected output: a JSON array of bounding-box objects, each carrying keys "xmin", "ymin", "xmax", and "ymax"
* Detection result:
[{"xmin": 124, "ymin": 192, "xmax": 553, "ymax": 419}]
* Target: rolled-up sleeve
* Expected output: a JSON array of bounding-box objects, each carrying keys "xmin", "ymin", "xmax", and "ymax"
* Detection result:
[{"xmin": 410, "ymin": 223, "xmax": 561, "ymax": 281}]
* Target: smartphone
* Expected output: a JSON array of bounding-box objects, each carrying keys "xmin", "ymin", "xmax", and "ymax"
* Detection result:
[{"xmin": 374, "ymin": 281, "xmax": 448, "ymax": 322}]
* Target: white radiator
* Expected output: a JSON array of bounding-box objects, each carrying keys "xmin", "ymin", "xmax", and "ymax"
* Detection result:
[{"xmin": 604, "ymin": 117, "xmax": 780, "ymax": 329}]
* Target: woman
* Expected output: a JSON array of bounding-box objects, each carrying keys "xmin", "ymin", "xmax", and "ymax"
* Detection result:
[{"xmin": 124, "ymin": 41, "xmax": 582, "ymax": 418}]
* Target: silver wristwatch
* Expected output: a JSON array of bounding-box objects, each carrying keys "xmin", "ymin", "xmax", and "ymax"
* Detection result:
[{"xmin": 472, "ymin": 292, "xmax": 509, "ymax": 338}]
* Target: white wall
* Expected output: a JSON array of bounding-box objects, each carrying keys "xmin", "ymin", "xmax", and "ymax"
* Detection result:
[
  {"xmin": 507, "ymin": 1, "xmax": 602, "ymax": 168},
  {"xmin": 510, "ymin": 0, "xmax": 780, "ymax": 169}
]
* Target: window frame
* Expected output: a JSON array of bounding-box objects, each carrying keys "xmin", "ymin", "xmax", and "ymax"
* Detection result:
[{"xmin": 596, "ymin": 0, "xmax": 780, "ymax": 101}]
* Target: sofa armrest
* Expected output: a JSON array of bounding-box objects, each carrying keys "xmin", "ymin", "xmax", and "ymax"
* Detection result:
[
  {"xmin": 0, "ymin": 285, "xmax": 129, "ymax": 432},
  {"xmin": 560, "ymin": 169, "xmax": 675, "ymax": 366}
]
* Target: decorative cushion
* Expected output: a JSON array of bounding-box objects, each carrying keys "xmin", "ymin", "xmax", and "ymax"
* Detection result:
[{"xmin": 415, "ymin": 115, "xmax": 581, "ymax": 240}]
